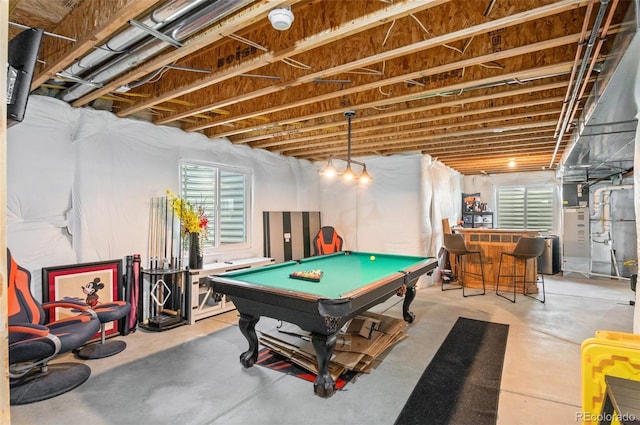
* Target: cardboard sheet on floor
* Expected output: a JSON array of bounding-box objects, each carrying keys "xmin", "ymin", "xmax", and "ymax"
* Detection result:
[{"xmin": 258, "ymin": 312, "xmax": 408, "ymax": 377}]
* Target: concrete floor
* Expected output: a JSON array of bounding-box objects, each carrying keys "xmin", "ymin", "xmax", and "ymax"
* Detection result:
[{"xmin": 9, "ymin": 273, "xmax": 636, "ymax": 425}]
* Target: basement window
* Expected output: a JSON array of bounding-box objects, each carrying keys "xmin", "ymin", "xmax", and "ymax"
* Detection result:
[
  {"xmin": 180, "ymin": 161, "xmax": 251, "ymax": 251},
  {"xmin": 496, "ymin": 185, "xmax": 554, "ymax": 231}
]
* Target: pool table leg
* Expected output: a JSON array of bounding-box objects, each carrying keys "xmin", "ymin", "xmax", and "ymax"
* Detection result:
[
  {"xmin": 402, "ymin": 285, "xmax": 416, "ymax": 323},
  {"xmin": 238, "ymin": 313, "xmax": 260, "ymax": 367},
  {"xmin": 311, "ymin": 332, "xmax": 337, "ymax": 398}
]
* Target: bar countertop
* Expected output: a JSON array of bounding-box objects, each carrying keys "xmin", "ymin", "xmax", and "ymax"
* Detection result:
[{"xmin": 454, "ymin": 228, "xmax": 542, "ymax": 233}]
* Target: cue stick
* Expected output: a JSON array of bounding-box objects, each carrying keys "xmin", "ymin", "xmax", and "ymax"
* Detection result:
[
  {"xmin": 154, "ymin": 197, "xmax": 159, "ymax": 269},
  {"xmin": 147, "ymin": 199, "xmax": 152, "ymax": 270},
  {"xmin": 155, "ymin": 197, "xmax": 161, "ymax": 269},
  {"xmin": 149, "ymin": 197, "xmax": 156, "ymax": 269},
  {"xmin": 163, "ymin": 196, "xmax": 168, "ymax": 267},
  {"xmin": 170, "ymin": 196, "xmax": 175, "ymax": 268}
]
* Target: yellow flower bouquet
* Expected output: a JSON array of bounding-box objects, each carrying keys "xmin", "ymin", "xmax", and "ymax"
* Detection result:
[{"xmin": 166, "ymin": 190, "xmax": 208, "ymax": 235}]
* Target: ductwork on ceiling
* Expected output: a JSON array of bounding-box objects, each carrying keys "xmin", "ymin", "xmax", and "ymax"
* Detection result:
[
  {"xmin": 557, "ymin": 1, "xmax": 639, "ymax": 183},
  {"xmin": 58, "ymin": 0, "xmax": 253, "ymax": 103}
]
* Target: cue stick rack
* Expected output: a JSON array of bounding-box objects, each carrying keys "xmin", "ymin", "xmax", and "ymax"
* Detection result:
[{"xmin": 138, "ymin": 195, "xmax": 187, "ymax": 331}]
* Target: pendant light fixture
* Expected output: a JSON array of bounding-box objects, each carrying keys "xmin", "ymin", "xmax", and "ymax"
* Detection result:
[{"xmin": 320, "ymin": 110, "xmax": 372, "ymax": 183}]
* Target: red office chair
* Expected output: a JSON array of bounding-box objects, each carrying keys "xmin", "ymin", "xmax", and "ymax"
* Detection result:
[
  {"xmin": 313, "ymin": 226, "xmax": 344, "ymax": 255},
  {"xmin": 7, "ymin": 249, "xmax": 101, "ymax": 405}
]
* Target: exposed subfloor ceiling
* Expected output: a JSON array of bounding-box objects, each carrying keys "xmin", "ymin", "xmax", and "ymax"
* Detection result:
[{"xmin": 8, "ymin": 0, "xmax": 638, "ymax": 178}]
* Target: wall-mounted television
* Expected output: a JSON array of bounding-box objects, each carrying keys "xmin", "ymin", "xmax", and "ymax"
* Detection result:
[{"xmin": 7, "ymin": 27, "xmax": 44, "ymax": 128}]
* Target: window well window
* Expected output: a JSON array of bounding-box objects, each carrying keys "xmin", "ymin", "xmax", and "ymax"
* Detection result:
[
  {"xmin": 181, "ymin": 161, "xmax": 251, "ymax": 250},
  {"xmin": 496, "ymin": 185, "xmax": 553, "ymax": 231}
]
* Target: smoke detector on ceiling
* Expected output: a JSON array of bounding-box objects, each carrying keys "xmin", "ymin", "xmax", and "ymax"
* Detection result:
[{"xmin": 268, "ymin": 7, "xmax": 294, "ymax": 31}]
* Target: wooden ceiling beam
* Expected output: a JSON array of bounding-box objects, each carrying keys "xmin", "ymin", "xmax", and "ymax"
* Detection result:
[
  {"xmin": 426, "ymin": 143, "xmax": 560, "ymax": 158},
  {"xmin": 292, "ymin": 120, "xmax": 560, "ymax": 159},
  {"xmin": 267, "ymin": 108, "xmax": 562, "ymax": 155},
  {"xmin": 250, "ymin": 96, "xmax": 565, "ymax": 149},
  {"xmin": 193, "ymin": 60, "xmax": 575, "ymax": 142},
  {"xmin": 115, "ymin": 0, "xmax": 449, "ymax": 118},
  {"xmin": 181, "ymin": 0, "xmax": 587, "ymax": 131},
  {"xmin": 228, "ymin": 80, "xmax": 571, "ymax": 142}
]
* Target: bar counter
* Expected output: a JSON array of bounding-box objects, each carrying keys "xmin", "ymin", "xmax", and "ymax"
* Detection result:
[{"xmin": 453, "ymin": 228, "xmax": 541, "ymax": 292}]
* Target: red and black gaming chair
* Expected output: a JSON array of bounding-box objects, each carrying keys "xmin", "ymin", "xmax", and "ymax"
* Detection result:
[
  {"xmin": 7, "ymin": 249, "xmax": 101, "ymax": 405},
  {"xmin": 313, "ymin": 226, "xmax": 344, "ymax": 255}
]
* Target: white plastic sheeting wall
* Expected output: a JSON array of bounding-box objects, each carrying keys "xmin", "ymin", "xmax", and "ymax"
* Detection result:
[
  {"xmin": 318, "ymin": 153, "xmax": 461, "ymax": 259},
  {"xmin": 7, "ymin": 96, "xmax": 461, "ymax": 299},
  {"xmin": 7, "ymin": 96, "xmax": 320, "ymax": 299}
]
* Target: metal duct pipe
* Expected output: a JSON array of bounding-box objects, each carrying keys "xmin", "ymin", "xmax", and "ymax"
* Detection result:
[
  {"xmin": 549, "ymin": 0, "xmax": 611, "ymax": 168},
  {"xmin": 62, "ymin": 0, "xmax": 210, "ymax": 79},
  {"xmin": 61, "ymin": 0, "xmax": 252, "ymax": 102}
]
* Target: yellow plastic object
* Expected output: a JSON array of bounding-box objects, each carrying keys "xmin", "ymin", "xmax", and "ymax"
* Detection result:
[
  {"xmin": 594, "ymin": 330, "xmax": 640, "ymax": 347},
  {"xmin": 581, "ymin": 332, "xmax": 640, "ymax": 425}
]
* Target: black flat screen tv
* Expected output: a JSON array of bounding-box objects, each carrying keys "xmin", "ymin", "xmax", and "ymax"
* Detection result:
[{"xmin": 7, "ymin": 27, "xmax": 44, "ymax": 128}]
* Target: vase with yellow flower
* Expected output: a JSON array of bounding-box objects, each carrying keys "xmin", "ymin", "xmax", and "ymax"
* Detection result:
[{"xmin": 167, "ymin": 190, "xmax": 208, "ymax": 269}]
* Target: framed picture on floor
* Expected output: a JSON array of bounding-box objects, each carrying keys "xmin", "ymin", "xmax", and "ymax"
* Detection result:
[{"xmin": 42, "ymin": 259, "xmax": 123, "ymax": 337}]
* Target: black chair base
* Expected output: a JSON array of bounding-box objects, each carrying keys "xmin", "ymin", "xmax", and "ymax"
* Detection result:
[
  {"xmin": 496, "ymin": 278, "xmax": 545, "ymax": 303},
  {"xmin": 10, "ymin": 363, "xmax": 91, "ymax": 405},
  {"xmin": 457, "ymin": 254, "xmax": 486, "ymax": 298},
  {"xmin": 523, "ymin": 274, "xmax": 546, "ymax": 303},
  {"xmin": 77, "ymin": 340, "xmax": 127, "ymax": 359}
]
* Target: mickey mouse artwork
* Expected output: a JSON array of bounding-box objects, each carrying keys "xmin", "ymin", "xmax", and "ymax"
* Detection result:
[{"xmin": 82, "ymin": 277, "xmax": 105, "ymax": 308}]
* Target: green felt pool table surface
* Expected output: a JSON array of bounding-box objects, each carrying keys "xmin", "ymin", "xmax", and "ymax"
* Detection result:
[{"xmin": 219, "ymin": 251, "xmax": 434, "ymax": 299}]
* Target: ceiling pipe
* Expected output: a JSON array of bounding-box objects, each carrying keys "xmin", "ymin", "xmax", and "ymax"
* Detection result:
[
  {"xmin": 548, "ymin": 0, "xmax": 611, "ymax": 168},
  {"xmin": 565, "ymin": 0, "xmax": 620, "ymax": 130},
  {"xmin": 552, "ymin": 0, "xmax": 595, "ymax": 137},
  {"xmin": 61, "ymin": 0, "xmax": 210, "ymax": 80},
  {"xmin": 61, "ymin": 0, "xmax": 252, "ymax": 103}
]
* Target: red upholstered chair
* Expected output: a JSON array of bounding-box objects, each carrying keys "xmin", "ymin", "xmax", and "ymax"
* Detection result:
[
  {"xmin": 313, "ymin": 226, "xmax": 344, "ymax": 255},
  {"xmin": 7, "ymin": 249, "xmax": 101, "ymax": 405}
]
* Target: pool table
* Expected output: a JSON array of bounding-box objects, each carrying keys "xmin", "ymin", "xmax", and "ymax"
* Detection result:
[{"xmin": 209, "ymin": 251, "xmax": 437, "ymax": 397}]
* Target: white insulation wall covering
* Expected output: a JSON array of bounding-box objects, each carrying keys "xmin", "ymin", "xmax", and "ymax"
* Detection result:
[
  {"xmin": 7, "ymin": 96, "xmax": 321, "ymax": 299},
  {"xmin": 8, "ymin": 96, "xmax": 461, "ymax": 299},
  {"xmin": 7, "ymin": 97, "xmax": 79, "ymax": 298},
  {"xmin": 318, "ymin": 154, "xmax": 461, "ymax": 260},
  {"xmin": 635, "ymin": 49, "xmax": 640, "ymax": 333},
  {"xmin": 426, "ymin": 157, "xmax": 463, "ymax": 256}
]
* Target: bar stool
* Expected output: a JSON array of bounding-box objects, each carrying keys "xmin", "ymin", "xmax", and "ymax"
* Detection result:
[
  {"xmin": 443, "ymin": 233, "xmax": 486, "ymax": 297},
  {"xmin": 496, "ymin": 236, "xmax": 546, "ymax": 303},
  {"xmin": 76, "ymin": 301, "xmax": 131, "ymax": 359}
]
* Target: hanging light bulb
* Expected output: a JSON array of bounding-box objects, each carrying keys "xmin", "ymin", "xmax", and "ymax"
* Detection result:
[
  {"xmin": 342, "ymin": 161, "xmax": 355, "ymax": 180},
  {"xmin": 320, "ymin": 156, "xmax": 338, "ymax": 177},
  {"xmin": 359, "ymin": 164, "xmax": 372, "ymax": 183}
]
